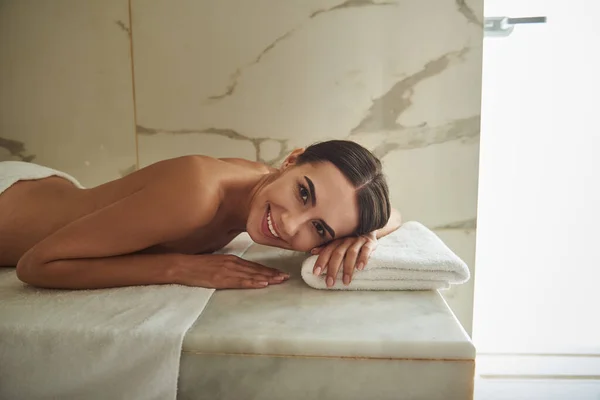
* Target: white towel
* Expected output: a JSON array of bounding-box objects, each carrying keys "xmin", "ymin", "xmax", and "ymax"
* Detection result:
[
  {"xmin": 0, "ymin": 161, "xmax": 84, "ymax": 195},
  {"xmin": 0, "ymin": 232, "xmax": 254, "ymax": 400},
  {"xmin": 301, "ymin": 221, "xmax": 470, "ymax": 291}
]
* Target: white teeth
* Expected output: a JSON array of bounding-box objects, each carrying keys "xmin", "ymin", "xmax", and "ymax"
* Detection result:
[{"xmin": 267, "ymin": 210, "xmax": 279, "ymax": 238}]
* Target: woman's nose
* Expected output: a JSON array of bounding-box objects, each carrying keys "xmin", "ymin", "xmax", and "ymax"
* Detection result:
[{"xmin": 280, "ymin": 211, "xmax": 303, "ymax": 238}]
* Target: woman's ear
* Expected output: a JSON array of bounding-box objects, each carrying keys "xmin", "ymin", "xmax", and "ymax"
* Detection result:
[{"xmin": 281, "ymin": 148, "xmax": 305, "ymax": 171}]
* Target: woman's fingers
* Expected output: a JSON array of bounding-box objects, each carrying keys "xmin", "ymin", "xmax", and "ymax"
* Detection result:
[
  {"xmin": 356, "ymin": 239, "xmax": 377, "ymax": 271},
  {"xmin": 325, "ymin": 238, "xmax": 354, "ymax": 287},
  {"xmin": 313, "ymin": 242, "xmax": 337, "ymax": 276},
  {"xmin": 250, "ymin": 272, "xmax": 287, "ymax": 284},
  {"xmin": 219, "ymin": 255, "xmax": 289, "ymax": 287},
  {"xmin": 342, "ymin": 237, "xmax": 367, "ymax": 285},
  {"xmin": 227, "ymin": 255, "xmax": 289, "ymax": 278},
  {"xmin": 188, "ymin": 254, "xmax": 290, "ymax": 289},
  {"xmin": 238, "ymin": 278, "xmax": 270, "ymax": 289},
  {"xmin": 222, "ymin": 269, "xmax": 284, "ymax": 288}
]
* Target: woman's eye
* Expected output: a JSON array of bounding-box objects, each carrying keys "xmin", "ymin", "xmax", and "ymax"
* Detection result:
[
  {"xmin": 313, "ymin": 222, "xmax": 325, "ymax": 237},
  {"xmin": 299, "ymin": 185, "xmax": 309, "ymax": 204}
]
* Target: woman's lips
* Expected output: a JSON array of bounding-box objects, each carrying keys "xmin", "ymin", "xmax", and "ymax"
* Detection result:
[{"xmin": 262, "ymin": 205, "xmax": 278, "ymax": 240}]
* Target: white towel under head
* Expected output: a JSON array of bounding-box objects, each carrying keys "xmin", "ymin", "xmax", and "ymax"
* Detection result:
[{"xmin": 301, "ymin": 221, "xmax": 470, "ymax": 291}]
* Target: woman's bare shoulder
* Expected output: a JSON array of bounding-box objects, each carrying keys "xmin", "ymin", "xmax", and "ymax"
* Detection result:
[
  {"xmin": 137, "ymin": 155, "xmax": 217, "ymax": 182},
  {"xmin": 218, "ymin": 157, "xmax": 276, "ymax": 174},
  {"xmin": 156, "ymin": 155, "xmax": 224, "ymax": 188},
  {"xmin": 134, "ymin": 155, "xmax": 267, "ymax": 203},
  {"xmin": 124, "ymin": 156, "xmax": 224, "ymax": 217}
]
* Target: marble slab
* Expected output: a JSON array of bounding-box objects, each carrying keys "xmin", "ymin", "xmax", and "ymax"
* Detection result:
[
  {"xmin": 183, "ymin": 240, "xmax": 475, "ymax": 360},
  {"xmin": 178, "ymin": 353, "xmax": 475, "ymax": 400}
]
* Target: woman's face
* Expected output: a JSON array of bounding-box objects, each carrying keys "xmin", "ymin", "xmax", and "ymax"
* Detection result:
[{"xmin": 247, "ymin": 158, "xmax": 359, "ymax": 252}]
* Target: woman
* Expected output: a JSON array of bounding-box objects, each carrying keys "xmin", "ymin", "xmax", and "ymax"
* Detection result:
[{"xmin": 0, "ymin": 140, "xmax": 401, "ymax": 290}]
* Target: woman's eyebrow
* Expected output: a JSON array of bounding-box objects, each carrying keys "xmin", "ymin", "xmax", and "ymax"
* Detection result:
[
  {"xmin": 304, "ymin": 176, "xmax": 335, "ymax": 238},
  {"xmin": 321, "ymin": 221, "xmax": 335, "ymax": 239},
  {"xmin": 304, "ymin": 176, "xmax": 317, "ymax": 206}
]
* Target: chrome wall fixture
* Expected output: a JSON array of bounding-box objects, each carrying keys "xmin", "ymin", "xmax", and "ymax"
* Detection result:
[{"xmin": 484, "ymin": 16, "xmax": 547, "ymax": 37}]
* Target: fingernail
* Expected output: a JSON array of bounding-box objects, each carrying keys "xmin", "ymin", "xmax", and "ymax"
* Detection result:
[
  {"xmin": 357, "ymin": 262, "xmax": 364, "ymax": 271},
  {"xmin": 259, "ymin": 281, "xmax": 269, "ymax": 286},
  {"xmin": 311, "ymin": 249, "xmax": 318, "ymax": 255},
  {"xmin": 326, "ymin": 277, "xmax": 334, "ymax": 287},
  {"xmin": 273, "ymin": 276, "xmax": 285, "ymax": 281},
  {"xmin": 314, "ymin": 266, "xmax": 322, "ymax": 275},
  {"xmin": 343, "ymin": 274, "xmax": 350, "ymax": 285}
]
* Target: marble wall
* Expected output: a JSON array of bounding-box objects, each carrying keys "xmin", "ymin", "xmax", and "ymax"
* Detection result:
[{"xmin": 0, "ymin": 0, "xmax": 482, "ymax": 334}]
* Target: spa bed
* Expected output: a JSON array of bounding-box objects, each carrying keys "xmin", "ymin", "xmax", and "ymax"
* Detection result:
[
  {"xmin": 0, "ymin": 233, "xmax": 474, "ymax": 400},
  {"xmin": 177, "ymin": 241, "xmax": 475, "ymax": 400}
]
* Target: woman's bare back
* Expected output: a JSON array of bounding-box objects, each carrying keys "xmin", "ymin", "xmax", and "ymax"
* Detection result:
[
  {"xmin": 0, "ymin": 176, "xmax": 92, "ymax": 265},
  {"xmin": 0, "ymin": 156, "xmax": 270, "ymax": 266}
]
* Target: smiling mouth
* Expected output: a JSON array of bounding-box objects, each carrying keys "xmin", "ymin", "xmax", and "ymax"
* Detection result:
[{"xmin": 266, "ymin": 206, "xmax": 280, "ymax": 238}]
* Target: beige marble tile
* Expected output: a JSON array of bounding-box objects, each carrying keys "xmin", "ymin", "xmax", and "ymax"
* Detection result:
[
  {"xmin": 131, "ymin": 0, "xmax": 343, "ymax": 128},
  {"xmin": 132, "ymin": 0, "xmax": 482, "ymax": 165},
  {"xmin": 395, "ymin": 47, "xmax": 482, "ymax": 128},
  {"xmin": 382, "ymin": 139, "xmax": 480, "ymax": 228},
  {"xmin": 434, "ymin": 229, "xmax": 477, "ymax": 335},
  {"xmin": 0, "ymin": 0, "xmax": 136, "ymax": 187}
]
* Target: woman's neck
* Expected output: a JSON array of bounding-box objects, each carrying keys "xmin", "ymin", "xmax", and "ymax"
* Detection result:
[{"xmin": 220, "ymin": 169, "xmax": 275, "ymax": 231}]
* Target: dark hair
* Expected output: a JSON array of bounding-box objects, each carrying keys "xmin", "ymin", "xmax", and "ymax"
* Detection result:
[{"xmin": 296, "ymin": 140, "xmax": 391, "ymax": 236}]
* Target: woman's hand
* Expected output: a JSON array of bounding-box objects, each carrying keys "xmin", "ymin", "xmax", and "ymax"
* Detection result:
[
  {"xmin": 177, "ymin": 254, "xmax": 290, "ymax": 289},
  {"xmin": 310, "ymin": 231, "xmax": 378, "ymax": 287}
]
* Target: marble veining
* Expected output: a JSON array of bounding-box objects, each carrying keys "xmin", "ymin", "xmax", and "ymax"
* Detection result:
[
  {"xmin": 207, "ymin": 0, "xmax": 398, "ymax": 101},
  {"xmin": 115, "ymin": 20, "xmax": 131, "ymax": 37},
  {"xmin": 183, "ymin": 242, "xmax": 475, "ymax": 360},
  {"xmin": 369, "ymin": 115, "xmax": 480, "ymax": 159},
  {"xmin": 137, "ymin": 125, "xmax": 291, "ymax": 165},
  {"xmin": 435, "ymin": 218, "xmax": 477, "ymax": 230},
  {"xmin": 350, "ymin": 47, "xmax": 471, "ymax": 134},
  {"xmin": 137, "ymin": 112, "xmax": 479, "ymax": 167},
  {"xmin": 456, "ymin": 0, "xmax": 482, "ymax": 26},
  {"xmin": 0, "ymin": 137, "xmax": 35, "ymax": 162}
]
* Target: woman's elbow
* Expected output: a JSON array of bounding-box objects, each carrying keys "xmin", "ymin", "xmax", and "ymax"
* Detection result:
[{"xmin": 16, "ymin": 250, "xmax": 49, "ymax": 287}]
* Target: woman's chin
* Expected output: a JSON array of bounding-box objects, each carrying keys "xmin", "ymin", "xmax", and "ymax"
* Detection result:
[
  {"xmin": 245, "ymin": 227, "xmax": 260, "ymax": 244},
  {"xmin": 246, "ymin": 225, "xmax": 269, "ymax": 246},
  {"xmin": 247, "ymin": 229, "xmax": 285, "ymax": 249}
]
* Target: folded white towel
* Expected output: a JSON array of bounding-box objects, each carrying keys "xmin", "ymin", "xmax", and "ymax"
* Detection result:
[{"xmin": 301, "ymin": 221, "xmax": 470, "ymax": 291}]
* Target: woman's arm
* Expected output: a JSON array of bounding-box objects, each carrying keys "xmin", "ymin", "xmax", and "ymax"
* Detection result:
[
  {"xmin": 16, "ymin": 158, "xmax": 285, "ymax": 289},
  {"xmin": 16, "ymin": 158, "xmax": 215, "ymax": 288}
]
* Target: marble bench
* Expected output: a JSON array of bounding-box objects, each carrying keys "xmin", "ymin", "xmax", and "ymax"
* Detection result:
[{"xmin": 178, "ymin": 243, "xmax": 476, "ymax": 400}]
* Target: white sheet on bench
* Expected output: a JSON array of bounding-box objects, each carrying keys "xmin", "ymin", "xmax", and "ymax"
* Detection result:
[{"xmin": 0, "ymin": 234, "xmax": 254, "ymax": 400}]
